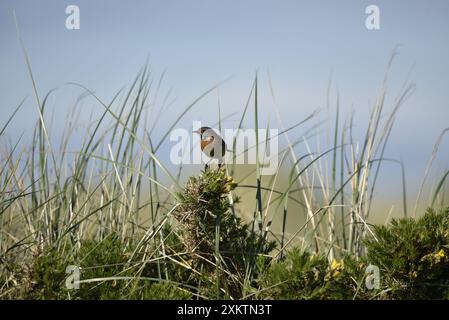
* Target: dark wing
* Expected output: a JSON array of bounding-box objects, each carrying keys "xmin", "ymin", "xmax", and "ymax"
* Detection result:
[
  {"xmin": 203, "ymin": 136, "xmax": 226, "ymax": 158},
  {"xmin": 221, "ymin": 139, "xmax": 226, "ymax": 157}
]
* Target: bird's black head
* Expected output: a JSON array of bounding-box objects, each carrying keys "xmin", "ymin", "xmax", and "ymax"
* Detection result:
[{"xmin": 193, "ymin": 126, "xmax": 213, "ymax": 136}]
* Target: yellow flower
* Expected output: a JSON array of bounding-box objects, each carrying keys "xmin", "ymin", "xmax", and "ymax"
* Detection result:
[
  {"xmin": 331, "ymin": 259, "xmax": 342, "ymax": 270},
  {"xmin": 436, "ymin": 249, "xmax": 446, "ymax": 258},
  {"xmin": 325, "ymin": 259, "xmax": 344, "ymax": 281},
  {"xmin": 330, "ymin": 259, "xmax": 343, "ymax": 276}
]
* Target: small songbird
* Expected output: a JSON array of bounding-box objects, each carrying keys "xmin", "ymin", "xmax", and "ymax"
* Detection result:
[{"xmin": 193, "ymin": 126, "xmax": 227, "ymax": 168}]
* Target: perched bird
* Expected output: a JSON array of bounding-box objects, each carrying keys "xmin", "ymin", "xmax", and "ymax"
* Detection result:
[{"xmin": 193, "ymin": 126, "xmax": 227, "ymax": 168}]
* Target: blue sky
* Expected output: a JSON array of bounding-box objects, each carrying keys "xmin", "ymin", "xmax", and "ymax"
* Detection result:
[{"xmin": 1, "ymin": 0, "xmax": 449, "ymax": 208}]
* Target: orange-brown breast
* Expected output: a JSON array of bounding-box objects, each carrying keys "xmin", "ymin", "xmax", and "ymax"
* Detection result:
[
  {"xmin": 201, "ymin": 136, "xmax": 226, "ymax": 158},
  {"xmin": 201, "ymin": 137, "xmax": 213, "ymax": 152}
]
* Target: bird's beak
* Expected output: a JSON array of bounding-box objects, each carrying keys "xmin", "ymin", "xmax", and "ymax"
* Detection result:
[{"xmin": 192, "ymin": 129, "xmax": 200, "ymax": 135}]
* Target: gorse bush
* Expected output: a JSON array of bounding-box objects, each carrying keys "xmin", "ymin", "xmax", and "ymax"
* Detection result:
[
  {"xmin": 258, "ymin": 248, "xmax": 368, "ymax": 300},
  {"xmin": 364, "ymin": 207, "xmax": 449, "ymax": 299},
  {"xmin": 259, "ymin": 207, "xmax": 449, "ymax": 300},
  {"xmin": 21, "ymin": 249, "xmax": 72, "ymax": 299},
  {"xmin": 174, "ymin": 167, "xmax": 239, "ymax": 259},
  {"xmin": 74, "ymin": 234, "xmax": 191, "ymax": 299},
  {"xmin": 0, "ymin": 234, "xmax": 190, "ymax": 299},
  {"xmin": 75, "ymin": 235, "xmax": 135, "ymax": 300},
  {"xmin": 174, "ymin": 168, "xmax": 275, "ymax": 298}
]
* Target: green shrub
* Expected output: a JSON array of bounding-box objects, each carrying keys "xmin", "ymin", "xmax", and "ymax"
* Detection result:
[
  {"xmin": 364, "ymin": 207, "xmax": 449, "ymax": 299},
  {"xmin": 2, "ymin": 234, "xmax": 191, "ymax": 300},
  {"xmin": 22, "ymin": 249, "xmax": 73, "ymax": 299},
  {"xmin": 174, "ymin": 168, "xmax": 275, "ymax": 298},
  {"xmin": 75, "ymin": 234, "xmax": 192, "ymax": 299},
  {"xmin": 260, "ymin": 208, "xmax": 449, "ymax": 300},
  {"xmin": 175, "ymin": 167, "xmax": 239, "ymax": 259},
  {"xmin": 75, "ymin": 235, "xmax": 134, "ymax": 299},
  {"xmin": 0, "ymin": 247, "xmax": 76, "ymax": 299},
  {"xmin": 258, "ymin": 248, "xmax": 367, "ymax": 299}
]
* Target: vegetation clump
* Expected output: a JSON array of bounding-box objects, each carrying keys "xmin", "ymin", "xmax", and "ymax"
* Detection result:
[
  {"xmin": 174, "ymin": 168, "xmax": 238, "ymax": 258},
  {"xmin": 260, "ymin": 208, "xmax": 449, "ymax": 300},
  {"xmin": 364, "ymin": 207, "xmax": 449, "ymax": 299},
  {"xmin": 258, "ymin": 248, "xmax": 367, "ymax": 299},
  {"xmin": 0, "ymin": 235, "xmax": 190, "ymax": 300},
  {"xmin": 174, "ymin": 168, "xmax": 275, "ymax": 298}
]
